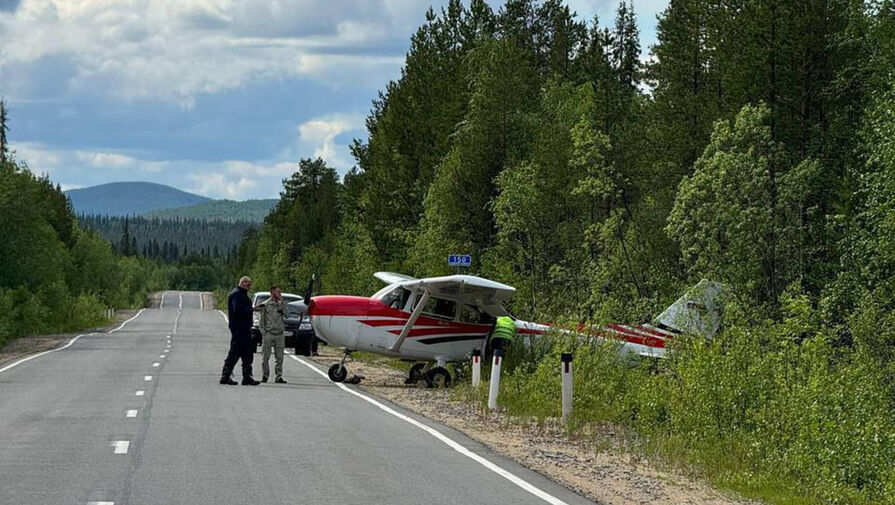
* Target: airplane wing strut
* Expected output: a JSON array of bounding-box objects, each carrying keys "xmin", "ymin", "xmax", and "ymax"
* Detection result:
[{"xmin": 390, "ymin": 288, "xmax": 430, "ymax": 353}]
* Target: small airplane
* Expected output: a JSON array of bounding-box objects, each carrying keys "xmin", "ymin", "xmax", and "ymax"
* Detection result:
[{"xmin": 307, "ymin": 272, "xmax": 722, "ymax": 387}]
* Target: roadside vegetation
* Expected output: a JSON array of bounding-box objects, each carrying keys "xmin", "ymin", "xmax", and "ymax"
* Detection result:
[
  {"xmin": 237, "ymin": 1, "xmax": 895, "ymax": 503},
  {"xmin": 0, "ymin": 159, "xmax": 164, "ymax": 346}
]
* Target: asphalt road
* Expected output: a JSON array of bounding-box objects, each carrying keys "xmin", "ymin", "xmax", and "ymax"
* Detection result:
[{"xmin": 0, "ymin": 291, "xmax": 597, "ymax": 505}]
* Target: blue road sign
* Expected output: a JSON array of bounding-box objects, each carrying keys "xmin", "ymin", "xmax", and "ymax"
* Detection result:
[{"xmin": 448, "ymin": 254, "xmax": 472, "ymax": 267}]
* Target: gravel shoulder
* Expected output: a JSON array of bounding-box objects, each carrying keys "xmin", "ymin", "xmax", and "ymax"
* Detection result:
[{"xmin": 312, "ymin": 347, "xmax": 757, "ymax": 505}]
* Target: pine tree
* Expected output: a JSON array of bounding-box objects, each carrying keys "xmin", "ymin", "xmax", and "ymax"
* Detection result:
[
  {"xmin": 119, "ymin": 217, "xmax": 133, "ymax": 257},
  {"xmin": 612, "ymin": 0, "xmax": 640, "ymax": 90},
  {"xmin": 0, "ymin": 98, "xmax": 9, "ymax": 163}
]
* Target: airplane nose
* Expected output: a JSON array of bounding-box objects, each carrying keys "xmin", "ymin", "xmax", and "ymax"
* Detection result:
[{"xmin": 307, "ymin": 297, "xmax": 317, "ymax": 316}]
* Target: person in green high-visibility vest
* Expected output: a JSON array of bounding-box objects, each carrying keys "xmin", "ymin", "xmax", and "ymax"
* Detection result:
[{"xmin": 490, "ymin": 315, "xmax": 517, "ymax": 353}]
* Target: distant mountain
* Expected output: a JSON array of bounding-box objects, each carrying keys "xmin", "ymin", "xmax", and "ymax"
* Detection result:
[
  {"xmin": 66, "ymin": 182, "xmax": 211, "ymax": 216},
  {"xmin": 143, "ymin": 199, "xmax": 277, "ymax": 223}
]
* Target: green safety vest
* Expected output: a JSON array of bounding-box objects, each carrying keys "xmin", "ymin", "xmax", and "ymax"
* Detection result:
[{"xmin": 492, "ymin": 316, "xmax": 517, "ymax": 342}]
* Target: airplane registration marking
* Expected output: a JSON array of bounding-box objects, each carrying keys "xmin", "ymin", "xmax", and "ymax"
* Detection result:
[{"xmin": 289, "ymin": 355, "xmax": 571, "ymax": 505}]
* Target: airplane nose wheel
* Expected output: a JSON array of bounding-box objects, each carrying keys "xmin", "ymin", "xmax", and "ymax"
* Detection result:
[{"xmin": 328, "ymin": 364, "xmax": 348, "ymax": 382}]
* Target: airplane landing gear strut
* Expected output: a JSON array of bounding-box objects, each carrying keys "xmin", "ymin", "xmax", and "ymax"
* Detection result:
[{"xmin": 328, "ymin": 350, "xmax": 351, "ymax": 383}]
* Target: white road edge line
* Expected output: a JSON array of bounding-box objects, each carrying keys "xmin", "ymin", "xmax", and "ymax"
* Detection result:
[
  {"xmin": 0, "ymin": 309, "xmax": 145, "ymax": 375},
  {"xmin": 288, "ymin": 354, "xmax": 570, "ymax": 505},
  {"xmin": 178, "ymin": 292, "xmax": 183, "ymax": 309},
  {"xmin": 112, "ymin": 441, "xmax": 130, "ymax": 454},
  {"xmin": 217, "ymin": 310, "xmax": 228, "ymax": 323}
]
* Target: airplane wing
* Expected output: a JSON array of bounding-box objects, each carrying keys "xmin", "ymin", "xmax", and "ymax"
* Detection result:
[
  {"xmin": 374, "ymin": 272, "xmax": 418, "ymax": 284},
  {"xmin": 397, "ymin": 275, "xmax": 516, "ymax": 304}
]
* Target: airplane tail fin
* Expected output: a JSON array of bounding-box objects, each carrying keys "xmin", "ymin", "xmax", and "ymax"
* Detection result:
[{"xmin": 652, "ymin": 280, "xmax": 724, "ymax": 338}]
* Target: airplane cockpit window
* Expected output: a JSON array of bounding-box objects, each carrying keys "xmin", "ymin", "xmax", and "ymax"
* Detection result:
[
  {"xmin": 384, "ymin": 287, "xmax": 411, "ymax": 309},
  {"xmin": 458, "ymin": 304, "xmax": 492, "ymax": 325},
  {"xmin": 417, "ymin": 296, "xmax": 457, "ymax": 321}
]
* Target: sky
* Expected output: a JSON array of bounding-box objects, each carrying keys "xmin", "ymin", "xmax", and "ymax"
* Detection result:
[{"xmin": 1, "ymin": 0, "xmax": 668, "ymax": 200}]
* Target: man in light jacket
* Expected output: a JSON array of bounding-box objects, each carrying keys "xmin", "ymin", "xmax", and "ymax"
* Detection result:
[{"xmin": 257, "ymin": 285, "xmax": 287, "ymax": 383}]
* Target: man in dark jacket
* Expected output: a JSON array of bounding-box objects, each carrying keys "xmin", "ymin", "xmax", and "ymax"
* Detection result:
[{"xmin": 220, "ymin": 276, "xmax": 260, "ymax": 386}]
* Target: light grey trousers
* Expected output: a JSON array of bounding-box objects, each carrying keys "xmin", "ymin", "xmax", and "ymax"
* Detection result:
[{"xmin": 261, "ymin": 331, "xmax": 285, "ymax": 379}]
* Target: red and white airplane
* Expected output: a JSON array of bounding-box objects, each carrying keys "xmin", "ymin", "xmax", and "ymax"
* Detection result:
[{"xmin": 307, "ymin": 272, "xmax": 722, "ymax": 387}]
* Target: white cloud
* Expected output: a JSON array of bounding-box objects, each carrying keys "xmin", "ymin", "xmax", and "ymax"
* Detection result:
[
  {"xmin": 189, "ymin": 172, "xmax": 258, "ymax": 200},
  {"xmin": 10, "ymin": 140, "xmax": 349, "ymax": 200},
  {"xmin": 297, "ymin": 113, "xmax": 365, "ymax": 170},
  {"xmin": 0, "ymin": 0, "xmax": 425, "ymax": 105},
  {"xmin": 77, "ymin": 151, "xmax": 136, "ymax": 168}
]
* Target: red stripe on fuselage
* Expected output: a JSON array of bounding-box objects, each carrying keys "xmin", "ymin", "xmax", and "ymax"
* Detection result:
[
  {"xmin": 359, "ymin": 318, "xmax": 409, "ymax": 327},
  {"xmin": 387, "ymin": 327, "xmax": 491, "ymax": 338},
  {"xmin": 605, "ymin": 324, "xmax": 666, "ymax": 348}
]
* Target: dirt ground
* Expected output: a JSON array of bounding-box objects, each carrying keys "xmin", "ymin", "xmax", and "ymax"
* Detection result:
[
  {"xmin": 0, "ymin": 309, "xmax": 138, "ymax": 369},
  {"xmin": 312, "ymin": 347, "xmax": 757, "ymax": 505}
]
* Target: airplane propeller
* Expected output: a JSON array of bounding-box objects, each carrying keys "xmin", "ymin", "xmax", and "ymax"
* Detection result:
[{"xmin": 303, "ymin": 273, "xmax": 316, "ymax": 303}]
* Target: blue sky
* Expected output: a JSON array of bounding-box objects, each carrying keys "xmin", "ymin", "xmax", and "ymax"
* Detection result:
[{"xmin": 1, "ymin": 0, "xmax": 667, "ymax": 200}]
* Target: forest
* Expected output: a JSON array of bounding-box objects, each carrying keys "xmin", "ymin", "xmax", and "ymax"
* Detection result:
[
  {"xmin": 79, "ymin": 214, "xmax": 251, "ymax": 263},
  {"xmin": 240, "ymin": 1, "xmax": 895, "ymax": 503}
]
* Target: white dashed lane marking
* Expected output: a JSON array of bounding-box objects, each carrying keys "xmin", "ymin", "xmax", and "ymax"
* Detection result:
[
  {"xmin": 135, "ymin": 391, "xmax": 145, "ymax": 396},
  {"xmin": 126, "ymin": 410, "xmax": 138, "ymax": 418},
  {"xmin": 152, "ymin": 363, "xmax": 160, "ymax": 367},
  {"xmin": 144, "ymin": 376, "xmax": 153, "ymax": 381},
  {"xmin": 112, "ymin": 441, "xmax": 129, "ymax": 454}
]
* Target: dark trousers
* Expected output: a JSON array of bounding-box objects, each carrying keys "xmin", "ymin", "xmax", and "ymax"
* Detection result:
[{"xmin": 223, "ymin": 330, "xmax": 254, "ymax": 379}]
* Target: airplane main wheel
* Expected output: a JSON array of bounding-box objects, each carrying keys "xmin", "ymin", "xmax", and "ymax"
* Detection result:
[
  {"xmin": 407, "ymin": 363, "xmax": 426, "ymax": 383},
  {"xmin": 328, "ymin": 364, "xmax": 348, "ymax": 383},
  {"xmin": 426, "ymin": 367, "xmax": 452, "ymax": 389}
]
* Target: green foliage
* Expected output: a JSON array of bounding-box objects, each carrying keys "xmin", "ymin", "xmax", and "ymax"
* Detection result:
[
  {"xmin": 668, "ymin": 104, "xmax": 824, "ymax": 312},
  {"xmin": 79, "ymin": 214, "xmax": 251, "ymax": 264},
  {"xmin": 495, "ymin": 298, "xmax": 895, "ymax": 504},
  {"xmin": 143, "ymin": 198, "xmax": 277, "ymax": 223}
]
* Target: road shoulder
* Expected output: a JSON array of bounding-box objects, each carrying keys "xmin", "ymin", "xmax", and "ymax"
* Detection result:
[
  {"xmin": 310, "ymin": 348, "xmax": 757, "ymax": 505},
  {"xmin": 0, "ymin": 309, "xmax": 138, "ymax": 369}
]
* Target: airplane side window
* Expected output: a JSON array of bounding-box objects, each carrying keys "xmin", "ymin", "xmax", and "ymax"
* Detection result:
[
  {"xmin": 420, "ymin": 296, "xmax": 457, "ymax": 321},
  {"xmin": 459, "ymin": 304, "xmax": 492, "ymax": 324}
]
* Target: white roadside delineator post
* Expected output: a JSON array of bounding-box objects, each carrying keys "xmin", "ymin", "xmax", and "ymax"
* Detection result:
[
  {"xmin": 561, "ymin": 352, "xmax": 573, "ymax": 421},
  {"xmin": 488, "ymin": 348, "xmax": 504, "ymax": 411},
  {"xmin": 471, "ymin": 348, "xmax": 482, "ymax": 387}
]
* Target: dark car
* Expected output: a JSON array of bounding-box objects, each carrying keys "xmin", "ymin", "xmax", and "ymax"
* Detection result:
[{"xmin": 251, "ymin": 292, "xmax": 318, "ymax": 356}]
